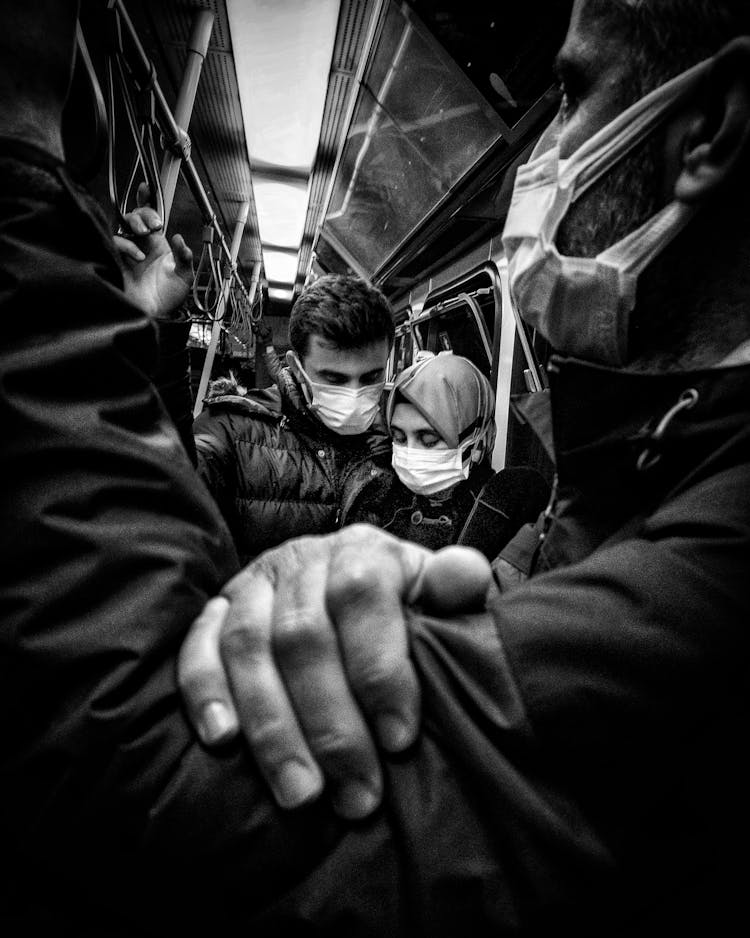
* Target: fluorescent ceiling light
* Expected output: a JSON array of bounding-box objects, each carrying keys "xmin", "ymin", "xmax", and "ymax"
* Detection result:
[
  {"xmin": 253, "ymin": 180, "xmax": 308, "ymax": 249},
  {"xmin": 263, "ymin": 250, "xmax": 299, "ymax": 284},
  {"xmin": 268, "ymin": 286, "xmax": 295, "ymax": 303},
  {"xmin": 228, "ymin": 0, "xmax": 341, "ymax": 170},
  {"xmin": 228, "ymin": 0, "xmax": 341, "ymax": 292}
]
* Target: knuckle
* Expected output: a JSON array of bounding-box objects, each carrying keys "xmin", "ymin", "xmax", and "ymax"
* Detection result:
[
  {"xmin": 219, "ymin": 622, "xmax": 265, "ymax": 661},
  {"xmin": 309, "ymin": 726, "xmax": 363, "ymax": 767},
  {"xmin": 351, "ymin": 659, "xmax": 407, "ymax": 706},
  {"xmin": 272, "ymin": 609, "xmax": 332, "ymax": 659}
]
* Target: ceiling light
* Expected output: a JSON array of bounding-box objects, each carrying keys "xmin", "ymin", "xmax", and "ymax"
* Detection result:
[
  {"xmin": 263, "ymin": 250, "xmax": 299, "ymax": 284},
  {"xmin": 268, "ymin": 286, "xmax": 295, "ymax": 303},
  {"xmin": 253, "ymin": 179, "xmax": 308, "ymax": 249}
]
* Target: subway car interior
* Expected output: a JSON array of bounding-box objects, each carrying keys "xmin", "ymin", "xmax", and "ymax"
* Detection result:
[{"xmin": 69, "ymin": 0, "xmax": 574, "ymax": 482}]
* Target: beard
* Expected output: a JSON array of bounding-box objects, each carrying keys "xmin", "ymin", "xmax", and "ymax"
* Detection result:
[{"xmin": 555, "ymin": 137, "xmax": 663, "ymax": 258}]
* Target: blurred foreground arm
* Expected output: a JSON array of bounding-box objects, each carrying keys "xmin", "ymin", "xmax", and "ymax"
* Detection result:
[{"xmin": 178, "ymin": 526, "xmax": 491, "ymax": 818}]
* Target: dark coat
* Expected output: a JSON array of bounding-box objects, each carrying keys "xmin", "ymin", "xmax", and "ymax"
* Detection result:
[
  {"xmin": 192, "ymin": 370, "xmax": 394, "ymax": 562},
  {"xmin": 3, "ymin": 147, "xmax": 750, "ymax": 936},
  {"xmin": 373, "ymin": 462, "xmax": 550, "ymax": 558}
]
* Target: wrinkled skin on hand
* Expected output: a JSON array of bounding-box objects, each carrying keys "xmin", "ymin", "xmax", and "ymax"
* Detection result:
[
  {"xmin": 178, "ymin": 525, "xmax": 492, "ymax": 820},
  {"xmin": 113, "ymin": 183, "xmax": 194, "ymax": 318}
]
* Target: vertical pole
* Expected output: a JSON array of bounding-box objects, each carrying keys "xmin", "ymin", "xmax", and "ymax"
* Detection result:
[
  {"xmin": 193, "ymin": 203, "xmax": 252, "ymax": 417},
  {"xmin": 160, "ymin": 10, "xmax": 214, "ymax": 226}
]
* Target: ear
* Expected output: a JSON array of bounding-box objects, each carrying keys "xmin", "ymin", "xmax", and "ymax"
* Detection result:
[{"xmin": 674, "ymin": 37, "xmax": 750, "ymax": 203}]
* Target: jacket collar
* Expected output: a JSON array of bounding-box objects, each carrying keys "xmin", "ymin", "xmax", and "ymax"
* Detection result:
[{"xmin": 514, "ymin": 355, "xmax": 750, "ymax": 487}]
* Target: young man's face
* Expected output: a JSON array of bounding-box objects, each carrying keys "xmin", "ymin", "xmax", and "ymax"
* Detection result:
[{"xmin": 292, "ymin": 334, "xmax": 390, "ymax": 389}]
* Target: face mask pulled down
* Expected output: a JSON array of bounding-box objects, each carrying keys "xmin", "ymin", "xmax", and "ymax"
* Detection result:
[
  {"xmin": 501, "ymin": 57, "xmax": 712, "ymax": 366},
  {"xmin": 294, "ymin": 355, "xmax": 383, "ymax": 435}
]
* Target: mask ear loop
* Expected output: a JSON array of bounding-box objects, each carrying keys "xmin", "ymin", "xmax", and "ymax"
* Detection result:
[{"xmin": 561, "ymin": 56, "xmax": 713, "ymax": 203}]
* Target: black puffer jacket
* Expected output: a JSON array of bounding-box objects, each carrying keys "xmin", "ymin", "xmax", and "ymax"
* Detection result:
[{"xmin": 193, "ymin": 371, "xmax": 394, "ymax": 562}]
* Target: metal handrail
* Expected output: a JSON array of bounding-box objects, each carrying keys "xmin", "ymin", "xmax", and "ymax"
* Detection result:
[{"xmin": 105, "ymin": 0, "xmax": 255, "ymax": 310}]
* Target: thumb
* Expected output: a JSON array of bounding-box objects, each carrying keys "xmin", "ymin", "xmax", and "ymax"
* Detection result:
[
  {"xmin": 177, "ymin": 596, "xmax": 239, "ymax": 746},
  {"xmin": 418, "ymin": 546, "xmax": 492, "ymax": 614}
]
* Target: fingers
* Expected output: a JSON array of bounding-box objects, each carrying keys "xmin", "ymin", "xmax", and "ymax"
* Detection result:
[
  {"xmin": 267, "ymin": 538, "xmax": 383, "ymax": 819},
  {"xmin": 177, "ymin": 597, "xmax": 239, "ymax": 745},
  {"xmin": 170, "ymin": 233, "xmax": 194, "ymax": 286},
  {"xmin": 113, "ymin": 234, "xmax": 145, "ymax": 265},
  {"xmin": 326, "ymin": 526, "xmax": 427, "ymax": 756},
  {"xmin": 220, "ymin": 557, "xmax": 326, "ymax": 812},
  {"xmin": 135, "ymin": 180, "xmax": 151, "ymax": 208},
  {"xmin": 121, "ymin": 205, "xmax": 163, "ymax": 238}
]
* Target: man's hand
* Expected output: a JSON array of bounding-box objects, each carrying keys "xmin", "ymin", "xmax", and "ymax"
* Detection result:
[
  {"xmin": 251, "ymin": 319, "xmax": 273, "ymax": 345},
  {"xmin": 113, "ymin": 184, "xmax": 194, "ymax": 318},
  {"xmin": 177, "ymin": 525, "xmax": 491, "ymax": 820}
]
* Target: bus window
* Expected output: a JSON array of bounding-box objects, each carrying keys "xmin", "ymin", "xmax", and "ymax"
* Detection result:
[{"xmin": 412, "ymin": 294, "xmax": 492, "ymax": 379}]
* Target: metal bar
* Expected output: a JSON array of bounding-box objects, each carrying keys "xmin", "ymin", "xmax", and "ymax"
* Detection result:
[
  {"xmin": 112, "ymin": 0, "xmax": 250, "ymax": 302},
  {"xmin": 193, "ymin": 203, "xmax": 251, "ymax": 417},
  {"xmin": 160, "ymin": 10, "xmax": 214, "ymax": 225}
]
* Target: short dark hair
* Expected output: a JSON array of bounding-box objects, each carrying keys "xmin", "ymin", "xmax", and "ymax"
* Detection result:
[
  {"xmin": 588, "ymin": 0, "xmax": 750, "ymax": 96},
  {"xmin": 288, "ymin": 274, "xmax": 395, "ymax": 359}
]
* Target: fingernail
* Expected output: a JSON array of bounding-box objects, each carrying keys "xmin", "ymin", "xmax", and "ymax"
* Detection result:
[
  {"xmin": 332, "ymin": 780, "xmax": 381, "ymax": 820},
  {"xmin": 133, "ymin": 249, "xmax": 145, "ymax": 261},
  {"xmin": 275, "ymin": 761, "xmax": 322, "ymax": 809},
  {"xmin": 376, "ymin": 712, "xmax": 412, "ymax": 752},
  {"xmin": 199, "ymin": 701, "xmax": 234, "ymax": 745},
  {"xmin": 148, "ymin": 217, "xmax": 163, "ymax": 230}
]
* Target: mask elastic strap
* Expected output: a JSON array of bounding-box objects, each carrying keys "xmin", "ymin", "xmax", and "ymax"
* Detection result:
[
  {"xmin": 599, "ymin": 198, "xmax": 697, "ymax": 273},
  {"xmin": 561, "ymin": 56, "xmax": 713, "ymax": 202}
]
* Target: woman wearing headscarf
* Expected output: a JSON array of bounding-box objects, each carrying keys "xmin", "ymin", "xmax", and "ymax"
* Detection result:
[{"xmin": 380, "ymin": 352, "xmax": 550, "ymax": 560}]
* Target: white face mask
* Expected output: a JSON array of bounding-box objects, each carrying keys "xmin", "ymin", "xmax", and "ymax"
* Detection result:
[
  {"xmin": 391, "ymin": 443, "xmax": 469, "ymax": 497},
  {"xmin": 294, "ymin": 356, "xmax": 384, "ymax": 435},
  {"xmin": 501, "ymin": 57, "xmax": 712, "ymax": 366}
]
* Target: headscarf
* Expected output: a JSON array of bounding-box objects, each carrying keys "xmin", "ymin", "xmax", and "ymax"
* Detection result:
[{"xmin": 385, "ymin": 352, "xmax": 496, "ymax": 463}]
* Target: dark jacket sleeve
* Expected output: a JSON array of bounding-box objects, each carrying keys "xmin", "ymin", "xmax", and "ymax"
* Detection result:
[{"xmin": 151, "ymin": 305, "xmax": 197, "ymax": 464}]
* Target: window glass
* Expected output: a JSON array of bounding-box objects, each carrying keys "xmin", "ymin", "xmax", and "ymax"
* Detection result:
[
  {"xmin": 413, "ymin": 302, "xmax": 491, "ymax": 379},
  {"xmin": 322, "ymin": 1, "xmax": 505, "ymax": 276}
]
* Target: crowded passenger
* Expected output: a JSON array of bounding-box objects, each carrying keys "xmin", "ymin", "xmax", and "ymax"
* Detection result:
[
  {"xmin": 2, "ymin": 1, "xmax": 750, "ymax": 937},
  {"xmin": 190, "ymin": 273, "xmax": 396, "ymax": 561},
  {"xmin": 372, "ymin": 350, "xmax": 549, "ymax": 557}
]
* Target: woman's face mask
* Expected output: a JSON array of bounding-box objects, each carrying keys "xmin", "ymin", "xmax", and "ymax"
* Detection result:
[
  {"xmin": 389, "ymin": 402, "xmax": 479, "ymax": 497},
  {"xmin": 391, "ymin": 443, "xmax": 469, "ymax": 497},
  {"xmin": 501, "ymin": 56, "xmax": 712, "ymax": 366},
  {"xmin": 292, "ymin": 354, "xmax": 383, "ymax": 435}
]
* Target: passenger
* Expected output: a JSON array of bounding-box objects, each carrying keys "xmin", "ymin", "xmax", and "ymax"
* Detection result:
[
  {"xmin": 2, "ymin": 3, "xmax": 749, "ymax": 938},
  {"xmin": 191, "ymin": 273, "xmax": 396, "ymax": 561},
  {"xmin": 375, "ymin": 351, "xmax": 550, "ymax": 558}
]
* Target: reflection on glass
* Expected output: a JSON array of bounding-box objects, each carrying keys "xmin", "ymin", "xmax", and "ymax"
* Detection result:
[{"xmin": 323, "ymin": 1, "xmax": 505, "ymax": 276}]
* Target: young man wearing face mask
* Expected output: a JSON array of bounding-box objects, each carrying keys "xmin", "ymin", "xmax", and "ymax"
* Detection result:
[{"xmin": 191, "ymin": 273, "xmax": 395, "ymax": 562}]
